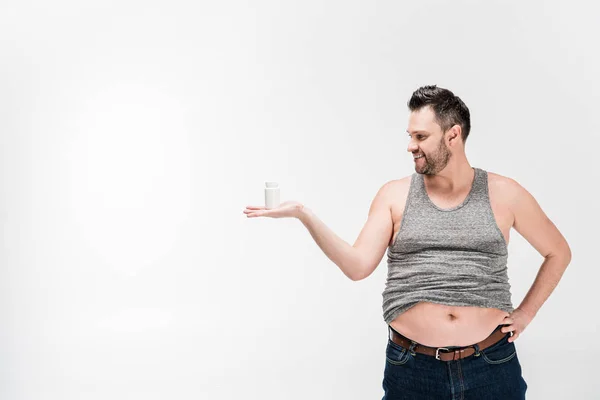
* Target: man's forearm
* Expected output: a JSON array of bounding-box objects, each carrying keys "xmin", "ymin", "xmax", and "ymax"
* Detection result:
[
  {"xmin": 516, "ymin": 252, "xmax": 572, "ymax": 317},
  {"xmin": 297, "ymin": 206, "xmax": 364, "ymax": 280}
]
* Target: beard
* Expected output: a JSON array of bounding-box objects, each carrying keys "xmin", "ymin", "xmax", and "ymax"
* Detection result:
[{"xmin": 415, "ymin": 138, "xmax": 451, "ymax": 175}]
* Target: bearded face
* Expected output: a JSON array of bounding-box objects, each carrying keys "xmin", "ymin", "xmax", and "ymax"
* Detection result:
[
  {"xmin": 413, "ymin": 136, "xmax": 452, "ymax": 175},
  {"xmin": 407, "ymin": 106, "xmax": 454, "ymax": 175}
]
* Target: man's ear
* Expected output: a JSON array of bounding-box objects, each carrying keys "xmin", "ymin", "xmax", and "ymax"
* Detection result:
[{"xmin": 447, "ymin": 125, "xmax": 462, "ymax": 146}]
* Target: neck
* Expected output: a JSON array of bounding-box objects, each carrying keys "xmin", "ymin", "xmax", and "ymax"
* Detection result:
[{"xmin": 423, "ymin": 159, "xmax": 474, "ymax": 194}]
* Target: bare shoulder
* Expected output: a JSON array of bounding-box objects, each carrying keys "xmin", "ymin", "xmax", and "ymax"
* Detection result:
[
  {"xmin": 380, "ymin": 175, "xmax": 413, "ymax": 228},
  {"xmin": 486, "ymin": 171, "xmax": 529, "ymax": 205},
  {"xmin": 487, "ymin": 170, "xmax": 516, "ymax": 190},
  {"xmin": 383, "ymin": 175, "xmax": 412, "ymax": 202},
  {"xmin": 486, "ymin": 170, "xmax": 571, "ymax": 259},
  {"xmin": 367, "ymin": 176, "xmax": 412, "ymax": 218}
]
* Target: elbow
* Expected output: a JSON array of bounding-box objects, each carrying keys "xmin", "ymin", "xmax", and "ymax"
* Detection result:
[
  {"xmin": 350, "ymin": 265, "xmax": 371, "ymax": 282},
  {"xmin": 548, "ymin": 243, "xmax": 572, "ymax": 264},
  {"xmin": 564, "ymin": 247, "xmax": 572, "ymax": 264},
  {"xmin": 349, "ymin": 250, "xmax": 373, "ymax": 281},
  {"xmin": 562, "ymin": 247, "xmax": 572, "ymax": 264},
  {"xmin": 348, "ymin": 268, "xmax": 363, "ymax": 281}
]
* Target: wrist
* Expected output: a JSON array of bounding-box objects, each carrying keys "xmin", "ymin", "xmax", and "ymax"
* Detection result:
[
  {"xmin": 516, "ymin": 306, "xmax": 536, "ymax": 319},
  {"xmin": 296, "ymin": 204, "xmax": 311, "ymax": 222}
]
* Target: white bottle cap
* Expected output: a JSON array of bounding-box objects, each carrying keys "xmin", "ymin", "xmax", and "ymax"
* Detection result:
[{"xmin": 265, "ymin": 182, "xmax": 279, "ymax": 188}]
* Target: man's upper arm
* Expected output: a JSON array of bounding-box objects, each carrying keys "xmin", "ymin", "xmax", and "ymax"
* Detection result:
[
  {"xmin": 352, "ymin": 181, "xmax": 395, "ymax": 280},
  {"xmin": 508, "ymin": 178, "xmax": 571, "ymax": 260}
]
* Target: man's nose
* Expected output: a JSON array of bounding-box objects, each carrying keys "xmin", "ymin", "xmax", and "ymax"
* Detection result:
[{"xmin": 407, "ymin": 141, "xmax": 418, "ymax": 153}]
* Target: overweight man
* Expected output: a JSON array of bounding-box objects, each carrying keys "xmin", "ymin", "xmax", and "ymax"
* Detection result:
[{"xmin": 243, "ymin": 85, "xmax": 572, "ymax": 399}]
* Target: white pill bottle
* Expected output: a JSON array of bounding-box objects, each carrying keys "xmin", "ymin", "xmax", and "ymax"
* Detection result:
[{"xmin": 264, "ymin": 182, "xmax": 280, "ymax": 209}]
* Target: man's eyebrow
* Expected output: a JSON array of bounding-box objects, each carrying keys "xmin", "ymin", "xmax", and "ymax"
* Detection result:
[{"xmin": 406, "ymin": 130, "xmax": 430, "ymax": 134}]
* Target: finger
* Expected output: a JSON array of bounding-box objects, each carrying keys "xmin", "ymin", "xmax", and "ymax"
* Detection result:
[
  {"xmin": 244, "ymin": 209, "xmax": 268, "ymax": 215},
  {"xmin": 503, "ymin": 316, "xmax": 514, "ymax": 324},
  {"xmin": 246, "ymin": 206, "xmax": 266, "ymax": 210},
  {"xmin": 501, "ymin": 325, "xmax": 516, "ymax": 333},
  {"xmin": 508, "ymin": 332, "xmax": 519, "ymax": 342},
  {"xmin": 249, "ymin": 210, "xmax": 272, "ymax": 218}
]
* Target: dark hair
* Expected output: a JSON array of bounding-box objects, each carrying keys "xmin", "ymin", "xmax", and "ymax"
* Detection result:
[{"xmin": 408, "ymin": 85, "xmax": 471, "ymax": 142}]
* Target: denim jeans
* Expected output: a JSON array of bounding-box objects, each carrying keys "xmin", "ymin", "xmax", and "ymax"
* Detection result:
[{"xmin": 382, "ymin": 325, "xmax": 528, "ymax": 399}]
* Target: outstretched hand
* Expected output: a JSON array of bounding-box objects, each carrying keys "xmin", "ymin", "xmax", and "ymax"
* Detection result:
[
  {"xmin": 501, "ymin": 308, "xmax": 535, "ymax": 343},
  {"xmin": 243, "ymin": 201, "xmax": 305, "ymax": 219}
]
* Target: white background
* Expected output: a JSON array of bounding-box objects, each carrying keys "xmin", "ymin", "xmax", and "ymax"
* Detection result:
[{"xmin": 1, "ymin": 0, "xmax": 598, "ymax": 399}]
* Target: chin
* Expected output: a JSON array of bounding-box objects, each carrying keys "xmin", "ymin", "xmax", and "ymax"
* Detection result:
[{"xmin": 415, "ymin": 165, "xmax": 428, "ymax": 174}]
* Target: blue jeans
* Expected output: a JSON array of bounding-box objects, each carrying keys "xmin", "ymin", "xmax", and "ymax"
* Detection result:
[{"xmin": 382, "ymin": 325, "xmax": 528, "ymax": 399}]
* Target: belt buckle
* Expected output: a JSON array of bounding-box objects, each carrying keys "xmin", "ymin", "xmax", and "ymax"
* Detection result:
[{"xmin": 435, "ymin": 347, "xmax": 450, "ymax": 360}]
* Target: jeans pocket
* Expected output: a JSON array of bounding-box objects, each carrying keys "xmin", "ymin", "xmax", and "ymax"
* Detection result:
[
  {"xmin": 386, "ymin": 339, "xmax": 411, "ymax": 365},
  {"xmin": 481, "ymin": 334, "xmax": 517, "ymax": 365}
]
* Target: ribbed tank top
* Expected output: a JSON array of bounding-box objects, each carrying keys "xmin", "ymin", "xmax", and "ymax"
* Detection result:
[{"xmin": 382, "ymin": 167, "xmax": 513, "ymax": 324}]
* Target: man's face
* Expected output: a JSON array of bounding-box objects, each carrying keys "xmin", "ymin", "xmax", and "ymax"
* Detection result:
[{"xmin": 406, "ymin": 106, "xmax": 451, "ymax": 175}]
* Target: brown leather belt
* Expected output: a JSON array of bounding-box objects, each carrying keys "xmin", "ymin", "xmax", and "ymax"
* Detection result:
[{"xmin": 389, "ymin": 325, "xmax": 511, "ymax": 362}]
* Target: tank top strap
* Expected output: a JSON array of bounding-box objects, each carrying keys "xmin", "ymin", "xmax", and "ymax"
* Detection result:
[
  {"xmin": 406, "ymin": 171, "xmax": 425, "ymax": 207},
  {"xmin": 469, "ymin": 167, "xmax": 488, "ymax": 202}
]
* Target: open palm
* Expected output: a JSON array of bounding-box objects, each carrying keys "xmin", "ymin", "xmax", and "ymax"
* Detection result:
[{"xmin": 243, "ymin": 201, "xmax": 304, "ymax": 219}]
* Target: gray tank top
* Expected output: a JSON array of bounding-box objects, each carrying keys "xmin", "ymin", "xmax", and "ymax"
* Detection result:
[{"xmin": 382, "ymin": 167, "xmax": 513, "ymax": 324}]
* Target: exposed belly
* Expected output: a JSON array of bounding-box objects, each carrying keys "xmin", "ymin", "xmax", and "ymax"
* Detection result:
[{"xmin": 389, "ymin": 302, "xmax": 510, "ymax": 347}]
